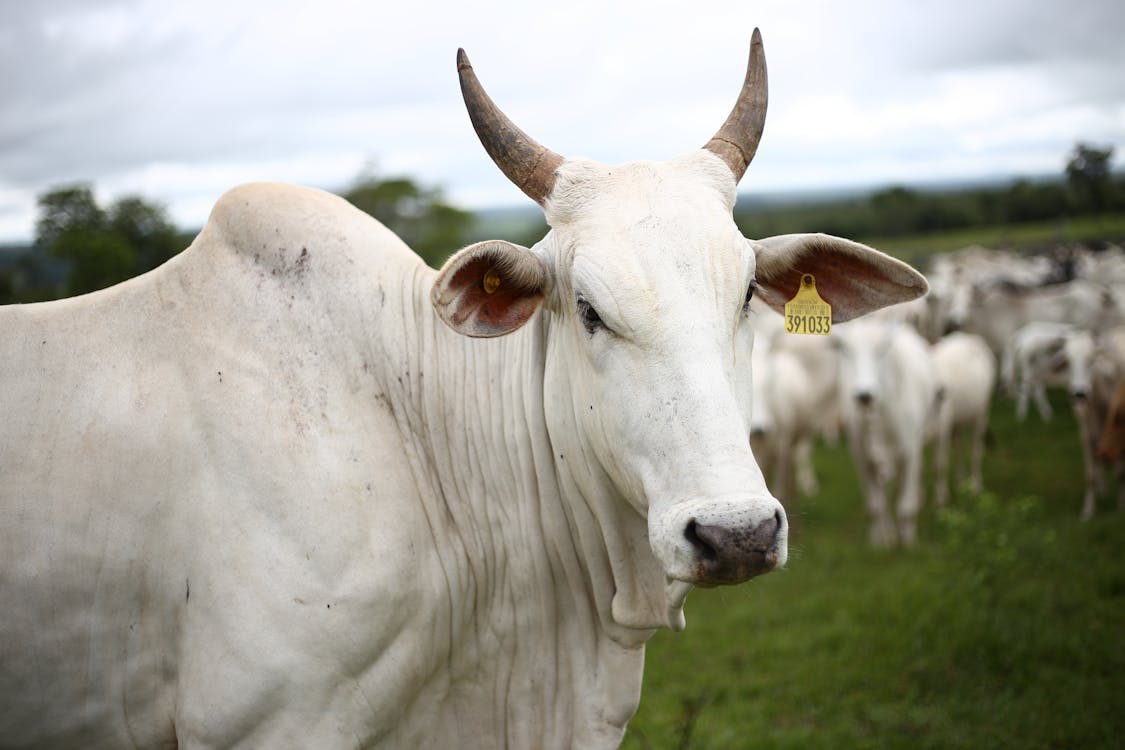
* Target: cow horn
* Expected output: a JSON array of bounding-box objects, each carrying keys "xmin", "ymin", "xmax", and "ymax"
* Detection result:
[
  {"xmin": 457, "ymin": 49, "xmax": 564, "ymax": 207},
  {"xmin": 703, "ymin": 28, "xmax": 768, "ymax": 182}
]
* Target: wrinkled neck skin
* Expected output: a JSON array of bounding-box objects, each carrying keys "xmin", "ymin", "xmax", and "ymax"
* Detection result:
[
  {"xmin": 539, "ymin": 300, "xmax": 692, "ymax": 638},
  {"xmin": 393, "ymin": 271, "xmax": 662, "ymax": 748}
]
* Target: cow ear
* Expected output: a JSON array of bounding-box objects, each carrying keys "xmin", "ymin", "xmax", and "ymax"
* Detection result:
[
  {"xmin": 751, "ymin": 233, "xmax": 929, "ymax": 323},
  {"xmin": 432, "ymin": 240, "xmax": 549, "ymax": 337}
]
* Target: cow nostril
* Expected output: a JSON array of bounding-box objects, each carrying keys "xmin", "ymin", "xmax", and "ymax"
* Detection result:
[
  {"xmin": 683, "ymin": 519, "xmax": 717, "ymax": 562},
  {"xmin": 1073, "ymin": 390, "xmax": 1088, "ymax": 401},
  {"xmin": 855, "ymin": 392, "xmax": 873, "ymax": 406},
  {"xmin": 758, "ymin": 511, "xmax": 781, "ymax": 547}
]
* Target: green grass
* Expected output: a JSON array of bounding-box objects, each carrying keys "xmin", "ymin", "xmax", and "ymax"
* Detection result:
[
  {"xmin": 858, "ymin": 212, "xmax": 1125, "ymax": 266},
  {"xmin": 624, "ymin": 390, "xmax": 1125, "ymax": 749}
]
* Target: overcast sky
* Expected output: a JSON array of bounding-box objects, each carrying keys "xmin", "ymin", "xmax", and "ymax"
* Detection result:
[{"xmin": 2, "ymin": 0, "xmax": 1123, "ymax": 243}]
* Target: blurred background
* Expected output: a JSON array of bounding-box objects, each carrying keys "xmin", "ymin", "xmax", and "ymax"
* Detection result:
[
  {"xmin": 2, "ymin": 0, "xmax": 1123, "ymax": 297},
  {"xmin": 3, "ymin": 1, "xmax": 1124, "ymax": 748}
]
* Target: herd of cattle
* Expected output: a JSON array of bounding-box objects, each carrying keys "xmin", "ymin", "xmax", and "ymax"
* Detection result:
[{"xmin": 749, "ymin": 241, "xmax": 1125, "ymax": 544}]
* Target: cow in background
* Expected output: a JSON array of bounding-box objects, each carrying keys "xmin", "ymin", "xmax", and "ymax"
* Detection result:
[
  {"xmin": 1064, "ymin": 327, "xmax": 1125, "ymax": 519},
  {"xmin": 953, "ymin": 280, "xmax": 1120, "ymax": 357},
  {"xmin": 834, "ymin": 319, "xmax": 937, "ymax": 546},
  {"xmin": 1001, "ymin": 321, "xmax": 1074, "ymax": 422},
  {"xmin": 926, "ymin": 245, "xmax": 1125, "ymax": 354},
  {"xmin": 930, "ymin": 332, "xmax": 997, "ymax": 507},
  {"xmin": 748, "ymin": 302, "xmax": 839, "ymax": 518},
  {"xmin": 1097, "ymin": 379, "xmax": 1125, "ymax": 463}
]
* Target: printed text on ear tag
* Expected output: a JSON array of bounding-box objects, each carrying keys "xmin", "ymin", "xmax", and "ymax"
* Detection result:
[{"xmin": 784, "ymin": 274, "xmax": 832, "ymax": 335}]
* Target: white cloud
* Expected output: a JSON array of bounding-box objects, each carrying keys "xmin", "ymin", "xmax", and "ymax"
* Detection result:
[{"xmin": 1, "ymin": 0, "xmax": 1123, "ymax": 242}]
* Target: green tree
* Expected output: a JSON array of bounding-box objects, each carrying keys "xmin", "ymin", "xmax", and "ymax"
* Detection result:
[
  {"xmin": 34, "ymin": 184, "xmax": 180, "ymax": 297},
  {"xmin": 1065, "ymin": 142, "xmax": 1115, "ymax": 214},
  {"xmin": 342, "ymin": 172, "xmax": 474, "ymax": 268},
  {"xmin": 869, "ymin": 186, "xmax": 921, "ymax": 236},
  {"xmin": 1002, "ymin": 179, "xmax": 1069, "ymax": 223},
  {"xmin": 110, "ymin": 196, "xmax": 181, "ymax": 273},
  {"xmin": 35, "ymin": 184, "xmax": 105, "ymax": 248},
  {"xmin": 53, "ymin": 228, "xmax": 137, "ymax": 296}
]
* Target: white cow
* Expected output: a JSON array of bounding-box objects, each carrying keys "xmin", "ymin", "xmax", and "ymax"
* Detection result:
[
  {"xmin": 748, "ymin": 303, "xmax": 839, "ymax": 508},
  {"xmin": 1062, "ymin": 327, "xmax": 1125, "ymax": 519},
  {"xmin": 948, "ymin": 278, "xmax": 1121, "ymax": 356},
  {"xmin": 1076, "ymin": 243, "xmax": 1125, "ymax": 286},
  {"xmin": 835, "ymin": 319, "xmax": 938, "ymax": 546},
  {"xmin": 926, "ymin": 246, "xmax": 1059, "ymax": 338},
  {"xmin": 0, "ymin": 32, "xmax": 927, "ymax": 749},
  {"xmin": 929, "ymin": 332, "xmax": 997, "ymax": 507},
  {"xmin": 1001, "ymin": 321, "xmax": 1074, "ymax": 422}
]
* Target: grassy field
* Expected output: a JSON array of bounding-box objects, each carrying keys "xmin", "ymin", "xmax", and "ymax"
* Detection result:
[{"xmin": 623, "ymin": 389, "xmax": 1125, "ymax": 749}]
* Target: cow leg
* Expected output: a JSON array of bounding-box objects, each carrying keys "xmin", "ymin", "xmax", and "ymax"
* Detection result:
[
  {"xmin": 850, "ymin": 432, "xmax": 896, "ymax": 546},
  {"xmin": 1081, "ymin": 482, "xmax": 1098, "ymax": 521},
  {"xmin": 772, "ymin": 437, "xmax": 794, "ymax": 505},
  {"xmin": 1016, "ymin": 383, "xmax": 1030, "ymax": 422},
  {"xmin": 1116, "ymin": 460, "xmax": 1125, "ymax": 512},
  {"xmin": 866, "ymin": 483, "xmax": 896, "ymax": 546},
  {"xmin": 794, "ymin": 437, "xmax": 819, "ymax": 496},
  {"xmin": 769, "ymin": 438, "xmax": 801, "ymax": 537},
  {"xmin": 933, "ymin": 420, "xmax": 951, "ymax": 508},
  {"xmin": 1075, "ymin": 406, "xmax": 1100, "ymax": 521},
  {"xmin": 1034, "ymin": 384, "xmax": 1053, "ymax": 422},
  {"xmin": 968, "ymin": 412, "xmax": 987, "ymax": 496},
  {"xmin": 862, "ymin": 462, "xmax": 896, "ymax": 547},
  {"xmin": 896, "ymin": 446, "xmax": 925, "ymax": 546}
]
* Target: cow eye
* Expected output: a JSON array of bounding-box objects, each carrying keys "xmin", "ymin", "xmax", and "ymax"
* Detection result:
[
  {"xmin": 742, "ymin": 280, "xmax": 758, "ymax": 315},
  {"xmin": 576, "ymin": 295, "xmax": 606, "ymax": 335}
]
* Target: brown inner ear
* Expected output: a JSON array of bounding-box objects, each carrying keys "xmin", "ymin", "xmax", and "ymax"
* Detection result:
[
  {"xmin": 757, "ymin": 241, "xmax": 927, "ymax": 323},
  {"xmin": 755, "ymin": 254, "xmax": 851, "ymax": 317},
  {"xmin": 446, "ymin": 254, "xmax": 544, "ymax": 334}
]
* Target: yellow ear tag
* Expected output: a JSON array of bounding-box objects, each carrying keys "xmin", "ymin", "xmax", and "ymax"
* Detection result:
[
  {"xmin": 483, "ymin": 268, "xmax": 502, "ymax": 295},
  {"xmin": 784, "ymin": 274, "xmax": 832, "ymax": 335}
]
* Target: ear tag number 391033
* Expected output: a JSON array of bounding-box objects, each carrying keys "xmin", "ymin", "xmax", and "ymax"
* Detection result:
[{"xmin": 784, "ymin": 274, "xmax": 832, "ymax": 336}]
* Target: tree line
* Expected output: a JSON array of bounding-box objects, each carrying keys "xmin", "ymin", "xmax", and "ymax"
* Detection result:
[
  {"xmin": 734, "ymin": 143, "xmax": 1122, "ymax": 240},
  {"xmin": 0, "ymin": 173, "xmax": 474, "ymax": 304},
  {"xmin": 0, "ymin": 142, "xmax": 1119, "ymax": 305}
]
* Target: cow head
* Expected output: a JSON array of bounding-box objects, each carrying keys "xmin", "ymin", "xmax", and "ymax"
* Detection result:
[
  {"xmin": 833, "ymin": 319, "xmax": 900, "ymax": 410},
  {"xmin": 432, "ymin": 30, "xmax": 927, "ymax": 629},
  {"xmin": 1064, "ymin": 331, "xmax": 1096, "ymax": 403}
]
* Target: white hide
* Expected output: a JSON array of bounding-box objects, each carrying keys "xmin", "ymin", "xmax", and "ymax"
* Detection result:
[
  {"xmin": 869, "ymin": 295, "xmax": 935, "ymax": 341},
  {"xmin": 0, "ymin": 162, "xmax": 927, "ymax": 749},
  {"xmin": 926, "ymin": 246, "xmax": 1060, "ymax": 337},
  {"xmin": 1076, "ymin": 244, "xmax": 1125, "ymax": 286},
  {"xmin": 835, "ymin": 319, "xmax": 938, "ymax": 546},
  {"xmin": 948, "ymin": 279, "xmax": 1122, "ymax": 356},
  {"xmin": 1001, "ymin": 321, "xmax": 1075, "ymax": 422},
  {"xmin": 748, "ymin": 302, "xmax": 838, "ymax": 505},
  {"xmin": 1062, "ymin": 326, "xmax": 1125, "ymax": 520},
  {"xmin": 929, "ymin": 332, "xmax": 997, "ymax": 507}
]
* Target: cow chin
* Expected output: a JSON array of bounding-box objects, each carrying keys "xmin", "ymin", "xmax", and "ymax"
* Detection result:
[{"xmin": 650, "ymin": 496, "xmax": 789, "ymax": 588}]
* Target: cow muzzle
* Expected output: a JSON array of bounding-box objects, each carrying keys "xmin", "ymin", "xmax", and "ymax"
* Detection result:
[
  {"xmin": 652, "ymin": 498, "xmax": 788, "ymax": 587},
  {"xmin": 684, "ymin": 511, "xmax": 785, "ymax": 585}
]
